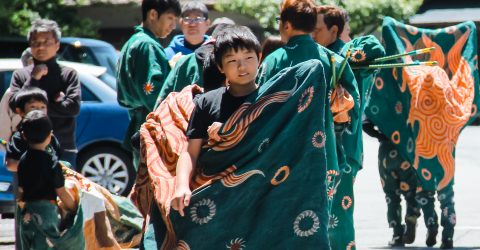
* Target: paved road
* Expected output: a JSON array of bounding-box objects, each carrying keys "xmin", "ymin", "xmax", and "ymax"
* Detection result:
[{"xmin": 1, "ymin": 127, "xmax": 480, "ymax": 249}]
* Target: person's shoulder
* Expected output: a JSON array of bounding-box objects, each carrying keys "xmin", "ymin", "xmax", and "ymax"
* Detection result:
[
  {"xmin": 195, "ymin": 87, "xmax": 225, "ymax": 106},
  {"xmin": 12, "ymin": 65, "xmax": 32, "ymax": 77}
]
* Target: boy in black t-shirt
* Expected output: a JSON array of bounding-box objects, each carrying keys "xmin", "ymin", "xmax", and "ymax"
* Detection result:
[
  {"xmin": 171, "ymin": 25, "xmax": 261, "ymax": 216},
  {"xmin": 6, "ymin": 87, "xmax": 62, "ymax": 172}
]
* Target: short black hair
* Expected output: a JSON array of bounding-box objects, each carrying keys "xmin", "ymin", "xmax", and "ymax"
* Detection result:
[
  {"xmin": 14, "ymin": 87, "xmax": 48, "ymax": 112},
  {"xmin": 213, "ymin": 25, "xmax": 261, "ymax": 68},
  {"xmin": 142, "ymin": 0, "xmax": 181, "ymax": 21},
  {"xmin": 21, "ymin": 110, "xmax": 52, "ymax": 144},
  {"xmin": 317, "ymin": 6, "xmax": 348, "ymax": 38},
  {"xmin": 181, "ymin": 1, "xmax": 209, "ymax": 19},
  {"xmin": 280, "ymin": 0, "xmax": 317, "ymax": 33}
]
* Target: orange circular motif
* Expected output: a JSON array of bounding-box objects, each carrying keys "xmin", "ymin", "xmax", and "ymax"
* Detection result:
[
  {"xmin": 471, "ymin": 104, "xmax": 477, "ymax": 117},
  {"xmin": 380, "ymin": 178, "xmax": 385, "ymax": 188},
  {"xmin": 346, "ymin": 241, "xmax": 356, "ymax": 250},
  {"xmin": 400, "ymin": 161, "xmax": 411, "ymax": 170},
  {"xmin": 400, "ymin": 182, "xmax": 410, "ymax": 191},
  {"xmin": 312, "ymin": 131, "xmax": 326, "ymax": 148},
  {"xmin": 298, "ymin": 86, "xmax": 314, "ymax": 113},
  {"xmin": 375, "ymin": 77, "xmax": 384, "ymax": 90},
  {"xmin": 421, "ymin": 168, "xmax": 432, "ymax": 181},
  {"xmin": 271, "ymin": 166, "xmax": 290, "ymax": 186},
  {"xmin": 342, "ymin": 196, "xmax": 353, "ymax": 210},
  {"xmin": 391, "ymin": 131, "xmax": 401, "ymax": 144},
  {"xmin": 350, "ymin": 50, "xmax": 367, "ymax": 63}
]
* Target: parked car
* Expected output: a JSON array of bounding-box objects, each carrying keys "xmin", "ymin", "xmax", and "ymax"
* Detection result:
[
  {"xmin": 0, "ymin": 59, "xmax": 134, "ymax": 216},
  {"xmin": 0, "ymin": 37, "xmax": 118, "ymax": 89}
]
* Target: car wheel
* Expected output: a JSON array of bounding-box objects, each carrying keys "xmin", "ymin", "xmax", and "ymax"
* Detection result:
[{"xmin": 77, "ymin": 146, "xmax": 135, "ymax": 196}]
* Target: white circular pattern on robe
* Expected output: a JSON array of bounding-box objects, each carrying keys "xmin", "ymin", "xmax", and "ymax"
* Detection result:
[
  {"xmin": 418, "ymin": 197, "xmax": 428, "ymax": 206},
  {"xmin": 389, "ymin": 220, "xmax": 397, "ymax": 227},
  {"xmin": 293, "ymin": 210, "xmax": 320, "ymax": 237},
  {"xmin": 328, "ymin": 214, "xmax": 339, "ymax": 229},
  {"xmin": 190, "ymin": 198, "xmax": 216, "ymax": 225},
  {"xmin": 343, "ymin": 165, "xmax": 352, "ymax": 174},
  {"xmin": 389, "ymin": 150, "xmax": 398, "ymax": 158},
  {"xmin": 226, "ymin": 238, "xmax": 246, "ymax": 250},
  {"xmin": 407, "ymin": 138, "xmax": 414, "ymax": 153},
  {"xmin": 257, "ymin": 138, "xmax": 270, "ymax": 153},
  {"xmin": 427, "ymin": 217, "xmax": 436, "ymax": 226},
  {"xmin": 438, "ymin": 194, "xmax": 446, "ymax": 201},
  {"xmin": 386, "ymin": 197, "xmax": 391, "ymax": 205},
  {"xmin": 370, "ymin": 105, "xmax": 380, "ymax": 115}
]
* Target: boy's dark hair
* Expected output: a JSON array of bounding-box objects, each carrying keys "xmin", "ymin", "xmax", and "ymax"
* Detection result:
[
  {"xmin": 14, "ymin": 87, "xmax": 48, "ymax": 112},
  {"xmin": 22, "ymin": 110, "xmax": 52, "ymax": 144},
  {"xmin": 142, "ymin": 0, "xmax": 181, "ymax": 21},
  {"xmin": 213, "ymin": 25, "xmax": 261, "ymax": 68},
  {"xmin": 181, "ymin": 1, "xmax": 209, "ymax": 19},
  {"xmin": 316, "ymin": 5, "xmax": 348, "ymax": 38},
  {"xmin": 280, "ymin": 0, "xmax": 317, "ymax": 33}
]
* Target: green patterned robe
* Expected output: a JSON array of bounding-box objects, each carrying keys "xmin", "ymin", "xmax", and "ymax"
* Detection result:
[
  {"xmin": 142, "ymin": 60, "xmax": 334, "ymax": 249},
  {"xmin": 327, "ymin": 36, "xmax": 385, "ymax": 250},
  {"xmin": 117, "ymin": 26, "xmax": 170, "ymax": 169},
  {"xmin": 366, "ymin": 17, "xmax": 480, "ymax": 242}
]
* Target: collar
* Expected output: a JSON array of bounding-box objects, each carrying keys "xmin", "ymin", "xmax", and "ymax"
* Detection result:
[
  {"xmin": 135, "ymin": 26, "xmax": 160, "ymax": 43},
  {"xmin": 327, "ymin": 39, "xmax": 346, "ymax": 54},
  {"xmin": 286, "ymin": 34, "xmax": 314, "ymax": 46},
  {"xmin": 33, "ymin": 56, "xmax": 58, "ymax": 67}
]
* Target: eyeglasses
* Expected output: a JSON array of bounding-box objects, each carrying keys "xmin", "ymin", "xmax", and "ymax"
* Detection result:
[
  {"xmin": 182, "ymin": 16, "xmax": 207, "ymax": 24},
  {"xmin": 30, "ymin": 39, "xmax": 57, "ymax": 48},
  {"xmin": 275, "ymin": 16, "xmax": 281, "ymax": 24}
]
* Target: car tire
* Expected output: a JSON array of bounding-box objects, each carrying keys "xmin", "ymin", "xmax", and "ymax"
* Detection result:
[{"xmin": 77, "ymin": 146, "xmax": 135, "ymax": 196}]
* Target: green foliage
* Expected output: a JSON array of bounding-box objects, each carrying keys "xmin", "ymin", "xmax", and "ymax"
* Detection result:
[
  {"xmin": 0, "ymin": 0, "xmax": 99, "ymax": 38},
  {"xmin": 214, "ymin": 0, "xmax": 422, "ymax": 36}
]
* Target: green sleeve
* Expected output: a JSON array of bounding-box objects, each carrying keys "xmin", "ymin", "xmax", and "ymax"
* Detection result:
[{"xmin": 257, "ymin": 57, "xmax": 276, "ymax": 86}]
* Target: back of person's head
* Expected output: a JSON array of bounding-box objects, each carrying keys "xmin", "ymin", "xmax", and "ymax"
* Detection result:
[
  {"xmin": 20, "ymin": 48, "xmax": 33, "ymax": 67},
  {"xmin": 260, "ymin": 36, "xmax": 285, "ymax": 63},
  {"xmin": 27, "ymin": 19, "xmax": 61, "ymax": 42},
  {"xmin": 14, "ymin": 87, "xmax": 48, "ymax": 112},
  {"xmin": 181, "ymin": 1, "xmax": 209, "ymax": 19},
  {"xmin": 213, "ymin": 25, "xmax": 261, "ymax": 68},
  {"xmin": 142, "ymin": 0, "xmax": 182, "ymax": 21},
  {"xmin": 206, "ymin": 17, "xmax": 236, "ymax": 36},
  {"xmin": 316, "ymin": 5, "xmax": 348, "ymax": 38},
  {"xmin": 280, "ymin": 0, "xmax": 317, "ymax": 33},
  {"xmin": 21, "ymin": 110, "xmax": 52, "ymax": 144}
]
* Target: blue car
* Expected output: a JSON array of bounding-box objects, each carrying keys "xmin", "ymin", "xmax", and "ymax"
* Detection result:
[{"xmin": 0, "ymin": 59, "xmax": 134, "ymax": 216}]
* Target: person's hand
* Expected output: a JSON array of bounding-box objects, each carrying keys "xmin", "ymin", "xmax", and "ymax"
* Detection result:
[
  {"xmin": 31, "ymin": 64, "xmax": 48, "ymax": 80},
  {"xmin": 169, "ymin": 52, "xmax": 183, "ymax": 68},
  {"xmin": 171, "ymin": 185, "xmax": 192, "ymax": 217},
  {"xmin": 55, "ymin": 91, "xmax": 65, "ymax": 102}
]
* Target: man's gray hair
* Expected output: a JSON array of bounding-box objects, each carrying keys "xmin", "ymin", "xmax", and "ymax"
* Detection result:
[{"xmin": 27, "ymin": 19, "xmax": 62, "ymax": 42}]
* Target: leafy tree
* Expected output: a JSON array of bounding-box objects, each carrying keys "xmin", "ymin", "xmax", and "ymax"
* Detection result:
[
  {"xmin": 0, "ymin": 0, "xmax": 98, "ymax": 38},
  {"xmin": 214, "ymin": 0, "xmax": 422, "ymax": 37}
]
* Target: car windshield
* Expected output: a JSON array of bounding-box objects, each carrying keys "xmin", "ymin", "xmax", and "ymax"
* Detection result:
[{"xmin": 59, "ymin": 45, "xmax": 118, "ymax": 77}]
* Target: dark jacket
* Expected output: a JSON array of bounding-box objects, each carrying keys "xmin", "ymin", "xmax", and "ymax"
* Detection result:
[{"xmin": 9, "ymin": 58, "xmax": 81, "ymax": 150}]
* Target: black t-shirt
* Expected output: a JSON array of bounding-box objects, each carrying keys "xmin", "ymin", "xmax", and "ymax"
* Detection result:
[
  {"xmin": 18, "ymin": 148, "xmax": 65, "ymax": 201},
  {"xmin": 187, "ymin": 87, "xmax": 251, "ymax": 139},
  {"xmin": 6, "ymin": 131, "xmax": 62, "ymax": 161}
]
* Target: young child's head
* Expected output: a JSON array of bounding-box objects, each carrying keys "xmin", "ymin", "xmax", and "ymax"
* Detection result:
[
  {"xmin": 213, "ymin": 25, "xmax": 261, "ymax": 86},
  {"xmin": 14, "ymin": 87, "xmax": 48, "ymax": 117},
  {"xmin": 21, "ymin": 110, "xmax": 52, "ymax": 146}
]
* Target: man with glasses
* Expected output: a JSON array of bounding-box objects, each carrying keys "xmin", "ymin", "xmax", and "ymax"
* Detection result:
[
  {"xmin": 164, "ymin": 1, "xmax": 211, "ymax": 60},
  {"xmin": 9, "ymin": 18, "xmax": 81, "ymax": 169},
  {"xmin": 117, "ymin": 0, "xmax": 181, "ymax": 172}
]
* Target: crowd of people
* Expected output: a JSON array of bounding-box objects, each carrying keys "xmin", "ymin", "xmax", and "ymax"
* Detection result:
[{"xmin": 1, "ymin": 0, "xmax": 478, "ymax": 249}]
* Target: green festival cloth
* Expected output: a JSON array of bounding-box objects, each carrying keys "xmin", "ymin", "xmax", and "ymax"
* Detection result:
[
  {"xmin": 18, "ymin": 201, "xmax": 85, "ymax": 250},
  {"xmin": 328, "ymin": 36, "xmax": 385, "ymax": 250},
  {"xmin": 136, "ymin": 60, "xmax": 332, "ymax": 249},
  {"xmin": 365, "ymin": 17, "xmax": 480, "ymax": 191},
  {"xmin": 257, "ymin": 34, "xmax": 360, "ymax": 189},
  {"xmin": 157, "ymin": 53, "xmax": 202, "ymax": 105}
]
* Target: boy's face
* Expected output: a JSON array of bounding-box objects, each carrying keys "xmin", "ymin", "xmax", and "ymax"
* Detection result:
[
  {"xmin": 18, "ymin": 100, "xmax": 47, "ymax": 117},
  {"xmin": 151, "ymin": 10, "xmax": 178, "ymax": 38},
  {"xmin": 312, "ymin": 14, "xmax": 337, "ymax": 47},
  {"xmin": 220, "ymin": 48, "xmax": 259, "ymax": 86}
]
